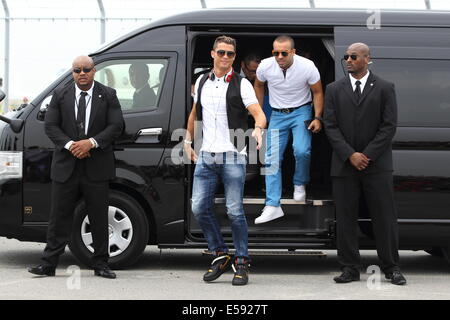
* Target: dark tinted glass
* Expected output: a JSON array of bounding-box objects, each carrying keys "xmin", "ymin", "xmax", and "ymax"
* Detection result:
[
  {"xmin": 372, "ymin": 59, "xmax": 450, "ymax": 127},
  {"xmin": 94, "ymin": 59, "xmax": 168, "ymax": 112}
]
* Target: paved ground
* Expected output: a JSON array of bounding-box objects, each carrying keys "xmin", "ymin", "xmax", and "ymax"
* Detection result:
[{"xmin": 0, "ymin": 237, "xmax": 449, "ymax": 300}]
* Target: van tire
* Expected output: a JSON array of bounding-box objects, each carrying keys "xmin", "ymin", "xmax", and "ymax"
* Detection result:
[{"xmin": 69, "ymin": 190, "xmax": 149, "ymax": 269}]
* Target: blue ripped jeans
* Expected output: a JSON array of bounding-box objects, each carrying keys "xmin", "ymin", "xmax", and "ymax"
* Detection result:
[{"xmin": 191, "ymin": 151, "xmax": 248, "ymax": 260}]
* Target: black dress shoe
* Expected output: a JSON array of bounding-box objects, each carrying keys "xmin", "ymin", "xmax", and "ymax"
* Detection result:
[
  {"xmin": 94, "ymin": 267, "xmax": 116, "ymax": 279},
  {"xmin": 385, "ymin": 270, "xmax": 407, "ymax": 285},
  {"xmin": 333, "ymin": 270, "xmax": 360, "ymax": 283},
  {"xmin": 28, "ymin": 265, "xmax": 56, "ymax": 277}
]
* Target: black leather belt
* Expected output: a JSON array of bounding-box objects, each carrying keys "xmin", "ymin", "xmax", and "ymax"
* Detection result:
[{"xmin": 272, "ymin": 102, "xmax": 312, "ymax": 114}]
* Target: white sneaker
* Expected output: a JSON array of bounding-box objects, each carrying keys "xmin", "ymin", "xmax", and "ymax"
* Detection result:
[
  {"xmin": 293, "ymin": 185, "xmax": 306, "ymax": 202},
  {"xmin": 254, "ymin": 206, "xmax": 284, "ymax": 224}
]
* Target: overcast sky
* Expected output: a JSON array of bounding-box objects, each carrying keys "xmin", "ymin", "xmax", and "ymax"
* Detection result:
[{"xmin": 1, "ymin": 0, "xmax": 449, "ymax": 105}]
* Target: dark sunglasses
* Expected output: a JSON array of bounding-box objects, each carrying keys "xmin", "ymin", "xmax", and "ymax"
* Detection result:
[
  {"xmin": 344, "ymin": 54, "xmax": 359, "ymax": 61},
  {"xmin": 73, "ymin": 67, "xmax": 93, "ymax": 74},
  {"xmin": 215, "ymin": 50, "xmax": 236, "ymax": 58},
  {"xmin": 272, "ymin": 50, "xmax": 291, "ymax": 57}
]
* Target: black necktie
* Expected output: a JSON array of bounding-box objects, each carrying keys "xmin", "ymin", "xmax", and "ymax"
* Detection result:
[
  {"xmin": 77, "ymin": 91, "xmax": 87, "ymax": 139},
  {"xmin": 354, "ymin": 80, "xmax": 362, "ymax": 103}
]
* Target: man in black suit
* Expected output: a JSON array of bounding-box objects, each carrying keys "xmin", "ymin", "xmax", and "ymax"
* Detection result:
[
  {"xmin": 28, "ymin": 55, "xmax": 124, "ymax": 279},
  {"xmin": 129, "ymin": 62, "xmax": 157, "ymax": 108},
  {"xmin": 323, "ymin": 43, "xmax": 406, "ymax": 285}
]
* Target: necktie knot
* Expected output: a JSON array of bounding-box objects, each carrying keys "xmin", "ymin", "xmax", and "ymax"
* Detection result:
[
  {"xmin": 355, "ymin": 80, "xmax": 361, "ymax": 88},
  {"xmin": 80, "ymin": 91, "xmax": 87, "ymax": 97}
]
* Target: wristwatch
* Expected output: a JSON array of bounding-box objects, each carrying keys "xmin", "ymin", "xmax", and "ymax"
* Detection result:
[{"xmin": 313, "ymin": 116, "xmax": 323, "ymax": 122}]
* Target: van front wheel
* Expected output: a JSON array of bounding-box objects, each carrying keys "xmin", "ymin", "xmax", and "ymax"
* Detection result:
[{"xmin": 69, "ymin": 191, "xmax": 149, "ymax": 269}]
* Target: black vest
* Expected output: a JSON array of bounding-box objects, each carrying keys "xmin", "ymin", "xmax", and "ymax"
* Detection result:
[{"xmin": 196, "ymin": 72, "xmax": 249, "ymax": 151}]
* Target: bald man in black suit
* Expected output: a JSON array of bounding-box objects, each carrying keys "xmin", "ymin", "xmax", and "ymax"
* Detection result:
[
  {"xmin": 28, "ymin": 55, "xmax": 124, "ymax": 279},
  {"xmin": 324, "ymin": 43, "xmax": 406, "ymax": 285}
]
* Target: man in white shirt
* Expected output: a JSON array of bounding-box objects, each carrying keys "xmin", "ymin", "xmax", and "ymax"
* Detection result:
[
  {"xmin": 184, "ymin": 36, "xmax": 266, "ymax": 286},
  {"xmin": 254, "ymin": 35, "xmax": 324, "ymax": 224}
]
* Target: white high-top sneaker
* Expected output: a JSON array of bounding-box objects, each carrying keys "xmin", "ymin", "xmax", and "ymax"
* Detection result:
[
  {"xmin": 293, "ymin": 185, "xmax": 306, "ymax": 202},
  {"xmin": 254, "ymin": 206, "xmax": 284, "ymax": 224}
]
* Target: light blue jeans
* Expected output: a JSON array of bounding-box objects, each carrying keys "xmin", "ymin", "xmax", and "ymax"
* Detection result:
[
  {"xmin": 265, "ymin": 105, "xmax": 312, "ymax": 207},
  {"xmin": 191, "ymin": 151, "xmax": 248, "ymax": 259}
]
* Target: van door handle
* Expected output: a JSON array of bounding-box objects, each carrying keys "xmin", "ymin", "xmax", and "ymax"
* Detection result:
[
  {"xmin": 135, "ymin": 127, "xmax": 163, "ymax": 144},
  {"xmin": 137, "ymin": 128, "xmax": 163, "ymax": 136}
]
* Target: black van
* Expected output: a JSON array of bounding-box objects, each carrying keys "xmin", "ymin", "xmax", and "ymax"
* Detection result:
[{"xmin": 1, "ymin": 8, "xmax": 450, "ymax": 268}]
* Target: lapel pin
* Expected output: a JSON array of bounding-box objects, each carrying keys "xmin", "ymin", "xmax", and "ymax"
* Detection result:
[
  {"xmin": 99, "ymin": 94, "xmax": 102, "ymax": 98},
  {"xmin": 370, "ymin": 83, "xmax": 374, "ymax": 86}
]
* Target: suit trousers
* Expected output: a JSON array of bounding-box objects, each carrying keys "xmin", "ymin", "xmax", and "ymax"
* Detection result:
[
  {"xmin": 41, "ymin": 159, "xmax": 110, "ymax": 269},
  {"xmin": 332, "ymin": 171, "xmax": 400, "ymax": 274}
]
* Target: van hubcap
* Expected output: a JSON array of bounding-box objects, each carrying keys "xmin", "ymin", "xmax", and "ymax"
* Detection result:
[{"xmin": 81, "ymin": 206, "xmax": 133, "ymax": 257}]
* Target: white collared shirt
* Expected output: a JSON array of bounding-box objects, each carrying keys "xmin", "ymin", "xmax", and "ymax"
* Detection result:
[
  {"xmin": 256, "ymin": 54, "xmax": 320, "ymax": 109},
  {"xmin": 349, "ymin": 70, "xmax": 370, "ymax": 93},
  {"xmin": 193, "ymin": 69, "xmax": 258, "ymax": 153},
  {"xmin": 64, "ymin": 82, "xmax": 98, "ymax": 150}
]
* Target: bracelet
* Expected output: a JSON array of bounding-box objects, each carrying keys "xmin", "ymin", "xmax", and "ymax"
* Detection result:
[
  {"xmin": 184, "ymin": 139, "xmax": 193, "ymax": 145},
  {"xmin": 313, "ymin": 116, "xmax": 323, "ymax": 122}
]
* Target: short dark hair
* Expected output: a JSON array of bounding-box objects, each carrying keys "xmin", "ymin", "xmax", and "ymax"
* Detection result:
[
  {"xmin": 243, "ymin": 53, "xmax": 261, "ymax": 65},
  {"xmin": 213, "ymin": 35, "xmax": 236, "ymax": 51},
  {"xmin": 129, "ymin": 62, "xmax": 149, "ymax": 76},
  {"xmin": 274, "ymin": 35, "xmax": 295, "ymax": 49}
]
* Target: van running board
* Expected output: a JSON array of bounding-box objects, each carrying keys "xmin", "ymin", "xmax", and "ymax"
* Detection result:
[
  {"xmin": 214, "ymin": 198, "xmax": 334, "ymax": 206},
  {"xmin": 202, "ymin": 250, "xmax": 327, "ymax": 258}
]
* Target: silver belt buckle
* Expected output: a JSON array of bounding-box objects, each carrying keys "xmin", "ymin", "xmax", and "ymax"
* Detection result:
[{"xmin": 281, "ymin": 108, "xmax": 290, "ymax": 114}]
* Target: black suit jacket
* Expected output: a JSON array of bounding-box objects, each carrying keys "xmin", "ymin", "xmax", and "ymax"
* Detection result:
[
  {"xmin": 323, "ymin": 72, "xmax": 398, "ymax": 177},
  {"xmin": 45, "ymin": 81, "xmax": 124, "ymax": 182},
  {"xmin": 132, "ymin": 84, "xmax": 156, "ymax": 108}
]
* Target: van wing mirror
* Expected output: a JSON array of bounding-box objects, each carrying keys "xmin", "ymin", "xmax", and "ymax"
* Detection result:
[
  {"xmin": 0, "ymin": 115, "xmax": 24, "ymax": 133},
  {"xmin": 0, "ymin": 89, "xmax": 24, "ymax": 133}
]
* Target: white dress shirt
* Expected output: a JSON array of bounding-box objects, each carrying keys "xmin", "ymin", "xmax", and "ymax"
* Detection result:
[
  {"xmin": 349, "ymin": 70, "xmax": 370, "ymax": 93},
  {"xmin": 64, "ymin": 83, "xmax": 98, "ymax": 150},
  {"xmin": 193, "ymin": 69, "xmax": 258, "ymax": 153}
]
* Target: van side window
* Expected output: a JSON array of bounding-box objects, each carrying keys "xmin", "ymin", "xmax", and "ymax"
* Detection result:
[
  {"xmin": 372, "ymin": 59, "xmax": 450, "ymax": 127},
  {"xmin": 94, "ymin": 59, "xmax": 168, "ymax": 112}
]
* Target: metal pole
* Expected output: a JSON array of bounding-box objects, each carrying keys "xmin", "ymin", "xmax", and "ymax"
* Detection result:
[
  {"xmin": 200, "ymin": 0, "xmax": 207, "ymax": 9},
  {"xmin": 1, "ymin": 0, "xmax": 10, "ymax": 113},
  {"xmin": 97, "ymin": 0, "xmax": 106, "ymax": 44},
  {"xmin": 424, "ymin": 0, "xmax": 431, "ymax": 10}
]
